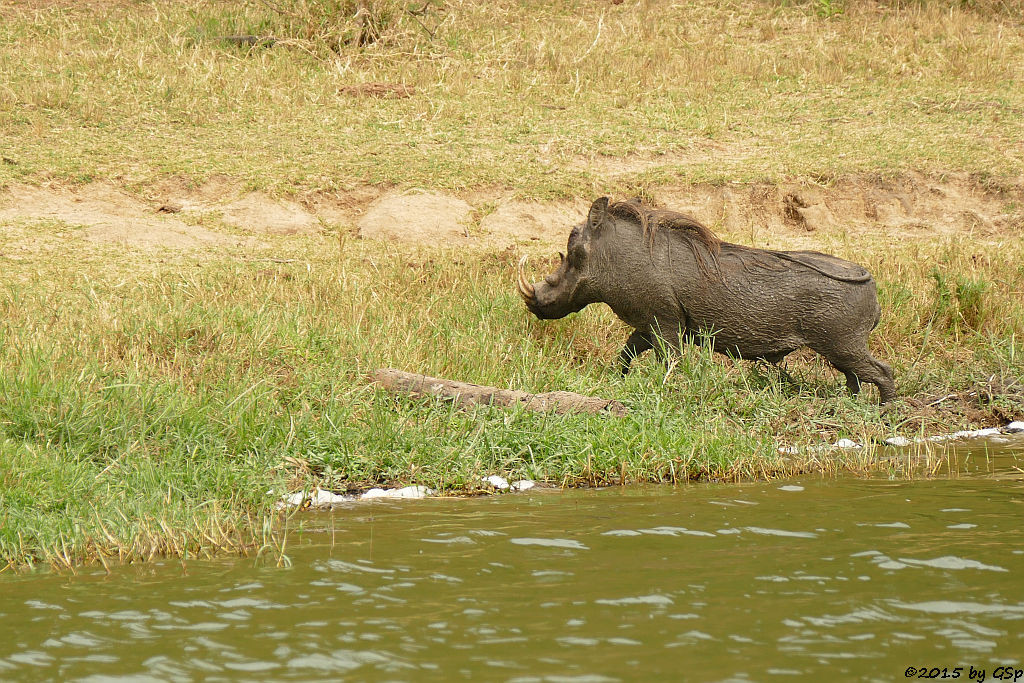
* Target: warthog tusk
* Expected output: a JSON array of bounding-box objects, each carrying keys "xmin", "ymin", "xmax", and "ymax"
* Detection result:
[{"xmin": 517, "ymin": 255, "xmax": 535, "ymax": 300}]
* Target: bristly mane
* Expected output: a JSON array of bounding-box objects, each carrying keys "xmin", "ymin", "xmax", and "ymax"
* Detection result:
[
  {"xmin": 605, "ymin": 198, "xmax": 871, "ymax": 284},
  {"xmin": 607, "ymin": 199, "xmax": 721, "ymax": 273}
]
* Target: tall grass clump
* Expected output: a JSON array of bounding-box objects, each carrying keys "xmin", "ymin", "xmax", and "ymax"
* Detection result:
[
  {"xmin": 197, "ymin": 0, "xmax": 440, "ymax": 56},
  {"xmin": 928, "ymin": 268, "xmax": 992, "ymax": 334}
]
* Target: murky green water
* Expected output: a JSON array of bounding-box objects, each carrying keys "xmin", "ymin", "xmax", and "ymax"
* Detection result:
[{"xmin": 3, "ymin": 443, "xmax": 1024, "ymax": 682}]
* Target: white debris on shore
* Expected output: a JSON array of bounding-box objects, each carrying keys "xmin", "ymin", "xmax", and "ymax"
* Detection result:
[
  {"xmin": 277, "ymin": 477, "xmax": 540, "ymax": 510},
  {"xmin": 275, "ymin": 489, "xmax": 355, "ymax": 510},
  {"xmin": 480, "ymin": 476, "xmax": 537, "ymax": 492},
  {"xmin": 276, "ymin": 424, "xmax": 1024, "ymax": 510},
  {"xmin": 361, "ymin": 485, "xmax": 435, "ymax": 500},
  {"xmin": 778, "ymin": 422, "xmax": 1024, "ymax": 456},
  {"xmin": 275, "ymin": 485, "xmax": 434, "ymax": 510}
]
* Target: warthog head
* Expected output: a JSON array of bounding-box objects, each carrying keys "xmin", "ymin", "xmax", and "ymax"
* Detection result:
[{"xmin": 517, "ymin": 198, "xmax": 608, "ymax": 320}]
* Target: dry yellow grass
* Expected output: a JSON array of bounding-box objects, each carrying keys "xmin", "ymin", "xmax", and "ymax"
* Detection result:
[{"xmin": 1, "ymin": 1, "xmax": 1022, "ymax": 195}]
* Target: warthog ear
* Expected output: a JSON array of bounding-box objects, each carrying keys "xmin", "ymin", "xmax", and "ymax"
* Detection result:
[{"xmin": 587, "ymin": 197, "xmax": 610, "ymax": 231}]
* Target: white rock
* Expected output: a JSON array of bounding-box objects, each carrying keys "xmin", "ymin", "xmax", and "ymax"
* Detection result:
[
  {"xmin": 1003, "ymin": 421, "xmax": 1024, "ymax": 434},
  {"xmin": 360, "ymin": 486, "xmax": 435, "ymax": 500},
  {"xmin": 834, "ymin": 438, "xmax": 862, "ymax": 449},
  {"xmin": 277, "ymin": 489, "xmax": 355, "ymax": 509},
  {"xmin": 391, "ymin": 485, "xmax": 434, "ymax": 498},
  {"xmin": 311, "ymin": 490, "xmax": 353, "ymax": 506},
  {"xmin": 274, "ymin": 491, "xmax": 308, "ymax": 510},
  {"xmin": 884, "ymin": 436, "xmax": 913, "ymax": 447},
  {"xmin": 511, "ymin": 480, "xmax": 536, "ymax": 492},
  {"xmin": 483, "ymin": 475, "xmax": 510, "ymax": 490},
  {"xmin": 951, "ymin": 428, "xmax": 1000, "ymax": 439},
  {"xmin": 777, "ymin": 446, "xmax": 800, "ymax": 455}
]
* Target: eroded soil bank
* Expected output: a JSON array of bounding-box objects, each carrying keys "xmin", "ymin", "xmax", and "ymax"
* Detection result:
[{"xmin": 1, "ymin": 171, "xmax": 1021, "ymax": 253}]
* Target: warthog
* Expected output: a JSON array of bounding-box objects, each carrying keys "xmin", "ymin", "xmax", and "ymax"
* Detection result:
[{"xmin": 517, "ymin": 197, "xmax": 896, "ymax": 402}]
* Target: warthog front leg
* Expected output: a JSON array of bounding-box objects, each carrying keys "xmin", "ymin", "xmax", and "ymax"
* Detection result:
[{"xmin": 617, "ymin": 329, "xmax": 654, "ymax": 375}]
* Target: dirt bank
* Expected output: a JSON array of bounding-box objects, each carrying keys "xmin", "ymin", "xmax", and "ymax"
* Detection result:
[{"xmin": 1, "ymin": 171, "xmax": 1021, "ymax": 254}]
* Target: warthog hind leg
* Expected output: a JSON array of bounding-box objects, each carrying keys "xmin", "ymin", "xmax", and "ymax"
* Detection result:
[{"xmin": 831, "ymin": 350, "xmax": 896, "ymax": 403}]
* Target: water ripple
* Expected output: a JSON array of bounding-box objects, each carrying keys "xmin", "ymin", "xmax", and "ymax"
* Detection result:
[
  {"xmin": 888, "ymin": 600, "xmax": 1024, "ymax": 615},
  {"xmin": 743, "ymin": 526, "xmax": 817, "ymax": 539},
  {"xmin": 594, "ymin": 595, "xmax": 673, "ymax": 607},
  {"xmin": 510, "ymin": 538, "xmax": 589, "ymax": 550}
]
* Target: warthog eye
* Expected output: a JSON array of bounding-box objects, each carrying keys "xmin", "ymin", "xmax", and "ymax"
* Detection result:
[{"xmin": 545, "ymin": 274, "xmax": 560, "ymax": 286}]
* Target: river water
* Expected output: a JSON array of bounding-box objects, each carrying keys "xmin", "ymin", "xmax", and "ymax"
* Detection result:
[{"xmin": 2, "ymin": 440, "xmax": 1023, "ymax": 682}]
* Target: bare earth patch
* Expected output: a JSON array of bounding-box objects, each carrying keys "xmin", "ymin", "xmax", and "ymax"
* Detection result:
[
  {"xmin": 221, "ymin": 193, "xmax": 318, "ymax": 235},
  {"xmin": 0, "ymin": 183, "xmax": 232, "ymax": 250},
  {"xmin": 653, "ymin": 172, "xmax": 1023, "ymax": 249},
  {"xmin": 479, "ymin": 200, "xmax": 589, "ymax": 246},
  {"xmin": 1, "ymin": 171, "xmax": 1021, "ymax": 256},
  {"xmin": 347, "ymin": 172, "xmax": 1020, "ymax": 250},
  {"xmin": 357, "ymin": 191, "xmax": 474, "ymax": 245}
]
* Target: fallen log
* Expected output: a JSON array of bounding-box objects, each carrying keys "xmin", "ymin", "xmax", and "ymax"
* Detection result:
[{"xmin": 371, "ymin": 368, "xmax": 628, "ymax": 417}]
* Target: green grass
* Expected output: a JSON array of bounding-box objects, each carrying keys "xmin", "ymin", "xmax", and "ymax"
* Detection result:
[{"xmin": 1, "ymin": 230, "xmax": 1022, "ymax": 569}]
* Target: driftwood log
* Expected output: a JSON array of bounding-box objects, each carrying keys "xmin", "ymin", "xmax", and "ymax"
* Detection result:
[{"xmin": 371, "ymin": 369, "xmax": 628, "ymax": 417}]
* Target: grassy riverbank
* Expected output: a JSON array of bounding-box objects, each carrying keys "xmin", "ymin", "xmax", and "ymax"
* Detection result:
[
  {"xmin": 1, "ymin": 0, "xmax": 1023, "ymax": 569},
  {"xmin": 2, "ymin": 230, "xmax": 1022, "ymax": 569}
]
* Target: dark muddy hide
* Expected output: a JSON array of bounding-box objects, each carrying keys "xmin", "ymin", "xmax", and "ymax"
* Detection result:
[{"xmin": 517, "ymin": 197, "xmax": 896, "ymax": 403}]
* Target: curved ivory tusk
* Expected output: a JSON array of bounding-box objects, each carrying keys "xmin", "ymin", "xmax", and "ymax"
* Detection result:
[
  {"xmin": 517, "ymin": 276, "xmax": 530, "ymax": 300},
  {"xmin": 517, "ymin": 255, "xmax": 535, "ymax": 300}
]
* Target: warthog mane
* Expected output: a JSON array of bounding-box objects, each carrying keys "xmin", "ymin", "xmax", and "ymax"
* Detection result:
[
  {"xmin": 608, "ymin": 199, "xmax": 722, "ymax": 274},
  {"xmin": 608, "ymin": 198, "xmax": 870, "ymax": 284}
]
